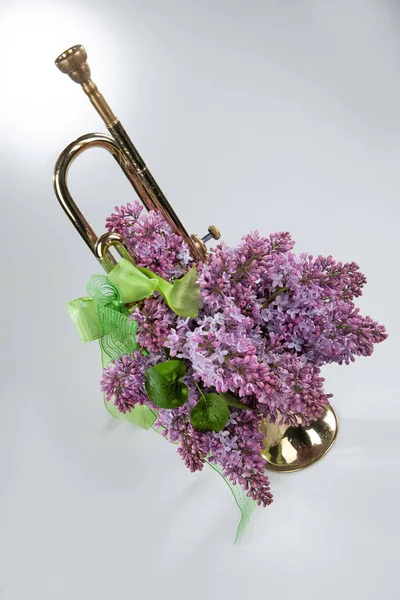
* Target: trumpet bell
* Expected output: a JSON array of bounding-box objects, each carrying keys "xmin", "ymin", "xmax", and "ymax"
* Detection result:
[{"xmin": 261, "ymin": 405, "xmax": 338, "ymax": 472}]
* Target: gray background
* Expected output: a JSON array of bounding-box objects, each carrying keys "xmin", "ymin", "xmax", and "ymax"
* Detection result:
[{"xmin": 1, "ymin": 0, "xmax": 399, "ymax": 598}]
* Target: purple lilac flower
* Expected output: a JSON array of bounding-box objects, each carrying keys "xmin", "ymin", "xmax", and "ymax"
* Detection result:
[
  {"xmin": 155, "ymin": 391, "xmax": 273, "ymax": 505},
  {"xmin": 258, "ymin": 355, "xmax": 332, "ymax": 425},
  {"xmin": 130, "ymin": 296, "xmax": 176, "ymax": 352},
  {"xmin": 106, "ymin": 201, "xmax": 192, "ymax": 280},
  {"xmin": 208, "ymin": 411, "xmax": 273, "ymax": 506},
  {"xmin": 103, "ymin": 203, "xmax": 387, "ymax": 505},
  {"xmin": 101, "ymin": 351, "xmax": 159, "ymax": 413},
  {"xmin": 165, "ymin": 306, "xmax": 277, "ymax": 398},
  {"xmin": 155, "ymin": 409, "xmax": 208, "ymax": 472}
]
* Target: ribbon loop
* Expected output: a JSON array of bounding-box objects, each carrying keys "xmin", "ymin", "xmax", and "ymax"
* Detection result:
[{"xmin": 68, "ymin": 258, "xmax": 200, "ymax": 355}]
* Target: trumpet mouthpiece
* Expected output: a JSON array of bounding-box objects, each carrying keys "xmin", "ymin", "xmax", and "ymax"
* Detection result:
[{"xmin": 55, "ymin": 45, "xmax": 91, "ymax": 84}]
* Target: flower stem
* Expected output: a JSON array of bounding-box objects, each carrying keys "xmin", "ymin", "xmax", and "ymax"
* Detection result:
[
  {"xmin": 194, "ymin": 379, "xmax": 205, "ymax": 398},
  {"xmin": 262, "ymin": 286, "xmax": 289, "ymax": 308}
]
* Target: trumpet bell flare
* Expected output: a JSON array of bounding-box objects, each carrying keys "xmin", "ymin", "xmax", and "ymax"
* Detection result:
[{"xmin": 261, "ymin": 405, "xmax": 338, "ymax": 473}]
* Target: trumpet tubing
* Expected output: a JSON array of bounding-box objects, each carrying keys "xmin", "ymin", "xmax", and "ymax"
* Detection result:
[{"xmin": 54, "ymin": 44, "xmax": 220, "ymax": 266}]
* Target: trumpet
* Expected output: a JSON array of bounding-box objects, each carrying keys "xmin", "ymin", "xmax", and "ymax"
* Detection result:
[
  {"xmin": 54, "ymin": 44, "xmax": 337, "ymax": 472},
  {"xmin": 54, "ymin": 44, "xmax": 220, "ymax": 270}
]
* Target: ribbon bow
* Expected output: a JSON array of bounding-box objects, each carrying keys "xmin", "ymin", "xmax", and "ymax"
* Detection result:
[{"xmin": 68, "ymin": 258, "xmax": 200, "ymax": 359}]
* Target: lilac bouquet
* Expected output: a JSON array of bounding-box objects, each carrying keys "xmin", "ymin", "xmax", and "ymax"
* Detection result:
[{"xmin": 97, "ymin": 201, "xmax": 387, "ymax": 508}]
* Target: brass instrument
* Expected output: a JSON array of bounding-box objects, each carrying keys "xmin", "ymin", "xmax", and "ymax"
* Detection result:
[
  {"xmin": 54, "ymin": 44, "xmax": 219, "ymax": 269},
  {"xmin": 54, "ymin": 44, "xmax": 338, "ymax": 472}
]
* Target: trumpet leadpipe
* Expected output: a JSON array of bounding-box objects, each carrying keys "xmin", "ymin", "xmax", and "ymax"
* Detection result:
[{"xmin": 55, "ymin": 44, "xmax": 208, "ymax": 262}]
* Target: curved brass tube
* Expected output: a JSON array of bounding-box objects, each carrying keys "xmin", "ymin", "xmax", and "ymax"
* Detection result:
[
  {"xmin": 95, "ymin": 232, "xmax": 135, "ymax": 273},
  {"xmin": 54, "ymin": 45, "xmax": 221, "ymax": 263},
  {"xmin": 54, "ymin": 132, "xmax": 147, "ymax": 269}
]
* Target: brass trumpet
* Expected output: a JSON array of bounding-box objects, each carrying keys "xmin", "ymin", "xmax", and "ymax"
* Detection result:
[
  {"xmin": 54, "ymin": 44, "xmax": 220, "ymax": 269},
  {"xmin": 54, "ymin": 44, "xmax": 338, "ymax": 472}
]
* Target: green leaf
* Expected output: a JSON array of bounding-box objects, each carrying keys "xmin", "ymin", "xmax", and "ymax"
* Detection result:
[
  {"xmin": 144, "ymin": 360, "xmax": 189, "ymax": 409},
  {"xmin": 220, "ymin": 392, "xmax": 252, "ymax": 410},
  {"xmin": 104, "ymin": 400, "xmax": 157, "ymax": 430},
  {"xmin": 190, "ymin": 393, "xmax": 230, "ymax": 432}
]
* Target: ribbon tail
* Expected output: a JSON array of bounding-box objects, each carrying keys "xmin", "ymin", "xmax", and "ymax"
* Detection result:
[
  {"xmin": 205, "ymin": 460, "xmax": 256, "ymax": 544},
  {"xmin": 67, "ymin": 297, "xmax": 103, "ymax": 342}
]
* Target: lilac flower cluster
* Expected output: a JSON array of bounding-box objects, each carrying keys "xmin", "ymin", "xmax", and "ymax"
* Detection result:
[
  {"xmin": 101, "ymin": 201, "xmax": 387, "ymax": 506},
  {"xmin": 130, "ymin": 297, "xmax": 175, "ymax": 352},
  {"xmin": 106, "ymin": 203, "xmax": 192, "ymax": 279},
  {"xmin": 101, "ymin": 351, "xmax": 158, "ymax": 413}
]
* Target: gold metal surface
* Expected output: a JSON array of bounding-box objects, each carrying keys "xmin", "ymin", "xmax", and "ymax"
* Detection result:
[
  {"xmin": 261, "ymin": 405, "xmax": 338, "ymax": 472},
  {"xmin": 55, "ymin": 45, "xmax": 91, "ymax": 84},
  {"xmin": 190, "ymin": 234, "xmax": 208, "ymax": 257},
  {"xmin": 95, "ymin": 232, "xmax": 134, "ymax": 273},
  {"xmin": 55, "ymin": 45, "xmax": 116, "ymax": 125},
  {"xmin": 54, "ymin": 132, "xmax": 131, "ymax": 268},
  {"xmin": 54, "ymin": 44, "xmax": 209, "ymax": 262},
  {"xmin": 203, "ymin": 225, "xmax": 221, "ymax": 242}
]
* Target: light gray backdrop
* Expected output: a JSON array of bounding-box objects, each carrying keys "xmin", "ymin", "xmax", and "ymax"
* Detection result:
[{"xmin": 1, "ymin": 1, "xmax": 399, "ymax": 598}]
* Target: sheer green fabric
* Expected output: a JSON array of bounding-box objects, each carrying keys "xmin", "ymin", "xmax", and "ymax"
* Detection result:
[
  {"xmin": 206, "ymin": 461, "xmax": 256, "ymax": 543},
  {"xmin": 68, "ymin": 297, "xmax": 103, "ymax": 342},
  {"xmin": 86, "ymin": 274, "xmax": 138, "ymax": 359},
  {"xmin": 151, "ymin": 421, "xmax": 256, "ymax": 542},
  {"xmin": 137, "ymin": 265, "xmax": 200, "ymax": 318},
  {"xmin": 107, "ymin": 260, "xmax": 158, "ymax": 303},
  {"xmin": 68, "ymin": 259, "xmax": 201, "ymax": 356}
]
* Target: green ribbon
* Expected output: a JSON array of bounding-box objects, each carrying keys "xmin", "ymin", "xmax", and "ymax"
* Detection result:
[
  {"xmin": 67, "ymin": 297, "xmax": 104, "ymax": 343},
  {"xmin": 137, "ymin": 265, "xmax": 200, "ymax": 318},
  {"xmin": 68, "ymin": 258, "xmax": 200, "ymax": 358},
  {"xmin": 107, "ymin": 258, "xmax": 200, "ymax": 318},
  {"xmin": 206, "ymin": 461, "xmax": 256, "ymax": 543}
]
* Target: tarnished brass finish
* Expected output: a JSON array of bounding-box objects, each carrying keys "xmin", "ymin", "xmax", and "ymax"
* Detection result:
[
  {"xmin": 190, "ymin": 226, "xmax": 221, "ymax": 256},
  {"xmin": 55, "ymin": 44, "xmax": 209, "ymax": 262},
  {"xmin": 190, "ymin": 234, "xmax": 208, "ymax": 257},
  {"xmin": 55, "ymin": 45, "xmax": 117, "ymax": 125},
  {"xmin": 204, "ymin": 225, "xmax": 221, "ymax": 242},
  {"xmin": 261, "ymin": 405, "xmax": 338, "ymax": 472},
  {"xmin": 55, "ymin": 45, "xmax": 92, "ymax": 84}
]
